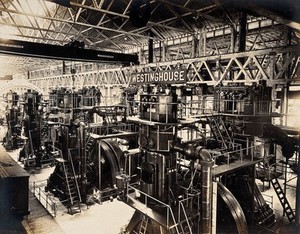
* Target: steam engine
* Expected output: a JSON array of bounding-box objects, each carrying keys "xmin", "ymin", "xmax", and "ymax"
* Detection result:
[
  {"xmin": 18, "ymin": 90, "xmax": 52, "ymax": 168},
  {"xmin": 3, "ymin": 91, "xmax": 23, "ymax": 150},
  {"xmin": 45, "ymin": 87, "xmax": 137, "ymax": 213},
  {"xmin": 112, "ymin": 81, "xmax": 295, "ymax": 234}
]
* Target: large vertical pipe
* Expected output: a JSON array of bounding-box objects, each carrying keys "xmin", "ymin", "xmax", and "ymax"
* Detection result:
[
  {"xmin": 200, "ymin": 153, "xmax": 214, "ymax": 234},
  {"xmin": 172, "ymin": 144, "xmax": 213, "ymax": 233}
]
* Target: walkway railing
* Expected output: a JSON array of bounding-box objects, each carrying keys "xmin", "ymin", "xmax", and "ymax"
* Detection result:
[
  {"xmin": 127, "ymin": 183, "xmax": 200, "ymax": 233},
  {"xmin": 30, "ymin": 180, "xmax": 57, "ymax": 217}
]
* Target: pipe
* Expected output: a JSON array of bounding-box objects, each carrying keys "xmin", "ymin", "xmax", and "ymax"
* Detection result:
[
  {"xmin": 199, "ymin": 150, "xmax": 214, "ymax": 234},
  {"xmin": 263, "ymin": 124, "xmax": 295, "ymax": 159},
  {"xmin": 74, "ymin": 121, "xmax": 87, "ymax": 193},
  {"xmin": 173, "ymin": 143, "xmax": 213, "ymax": 234}
]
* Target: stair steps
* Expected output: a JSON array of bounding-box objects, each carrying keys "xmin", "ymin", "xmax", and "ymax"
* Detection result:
[
  {"xmin": 207, "ymin": 116, "xmax": 234, "ymax": 150},
  {"xmin": 62, "ymin": 161, "xmax": 82, "ymax": 215},
  {"xmin": 271, "ymin": 178, "xmax": 295, "ymax": 223}
]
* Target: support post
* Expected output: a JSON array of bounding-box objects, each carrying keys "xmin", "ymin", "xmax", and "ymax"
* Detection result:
[
  {"xmin": 148, "ymin": 30, "xmax": 153, "ymax": 63},
  {"xmin": 230, "ymin": 25, "xmax": 237, "ymax": 53},
  {"xmin": 238, "ymin": 12, "xmax": 247, "ymax": 53},
  {"xmin": 138, "ymin": 48, "xmax": 143, "ymax": 64},
  {"xmin": 162, "ymin": 40, "xmax": 166, "ymax": 62},
  {"xmin": 191, "ymin": 35, "xmax": 197, "ymax": 58},
  {"xmin": 199, "ymin": 27, "xmax": 206, "ymax": 56}
]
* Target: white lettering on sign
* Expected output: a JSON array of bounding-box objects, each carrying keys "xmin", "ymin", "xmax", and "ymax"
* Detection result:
[{"xmin": 133, "ymin": 69, "xmax": 186, "ymax": 84}]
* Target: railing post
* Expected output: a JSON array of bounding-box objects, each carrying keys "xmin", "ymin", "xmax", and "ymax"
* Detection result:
[
  {"xmin": 178, "ymin": 202, "xmax": 181, "ymax": 223},
  {"xmin": 167, "ymin": 207, "xmax": 169, "ymax": 227},
  {"xmin": 46, "ymin": 194, "xmax": 48, "ymax": 210},
  {"xmin": 53, "ymin": 203, "xmax": 57, "ymax": 217},
  {"xmin": 33, "ymin": 181, "xmax": 35, "ymax": 196},
  {"xmin": 145, "ymin": 194, "xmax": 147, "ymax": 206}
]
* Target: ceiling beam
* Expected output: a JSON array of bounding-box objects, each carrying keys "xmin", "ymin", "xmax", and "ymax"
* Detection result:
[
  {"xmin": 0, "ymin": 6, "xmax": 153, "ymax": 39},
  {"xmin": 70, "ymin": 1, "xmax": 129, "ymax": 19},
  {"xmin": 94, "ymin": 4, "xmax": 217, "ymax": 46},
  {"xmin": 0, "ymin": 38, "xmax": 139, "ymax": 64}
]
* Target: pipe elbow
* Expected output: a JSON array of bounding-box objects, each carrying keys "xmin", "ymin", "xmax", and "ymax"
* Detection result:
[
  {"xmin": 195, "ymin": 147, "xmax": 213, "ymax": 162},
  {"xmin": 172, "ymin": 142, "xmax": 213, "ymax": 163},
  {"xmin": 79, "ymin": 121, "xmax": 86, "ymax": 128}
]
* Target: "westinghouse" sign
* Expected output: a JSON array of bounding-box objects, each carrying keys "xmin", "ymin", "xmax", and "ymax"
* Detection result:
[{"xmin": 132, "ymin": 69, "xmax": 186, "ymax": 84}]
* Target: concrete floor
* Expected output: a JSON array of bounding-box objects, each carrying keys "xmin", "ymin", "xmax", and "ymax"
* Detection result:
[
  {"xmin": 8, "ymin": 149, "xmax": 135, "ymax": 234},
  {"xmin": 256, "ymin": 169, "xmax": 298, "ymax": 234}
]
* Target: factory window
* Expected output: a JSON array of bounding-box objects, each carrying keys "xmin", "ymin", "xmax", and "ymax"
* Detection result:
[{"xmin": 287, "ymin": 86, "xmax": 300, "ymax": 128}]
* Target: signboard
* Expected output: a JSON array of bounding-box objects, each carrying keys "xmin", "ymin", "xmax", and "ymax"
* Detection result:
[{"xmin": 132, "ymin": 69, "xmax": 186, "ymax": 84}]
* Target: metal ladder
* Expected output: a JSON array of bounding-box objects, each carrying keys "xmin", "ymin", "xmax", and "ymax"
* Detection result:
[
  {"xmin": 271, "ymin": 178, "xmax": 295, "ymax": 223},
  {"xmin": 85, "ymin": 134, "xmax": 96, "ymax": 157},
  {"xmin": 62, "ymin": 158, "xmax": 82, "ymax": 215},
  {"xmin": 139, "ymin": 215, "xmax": 149, "ymax": 234},
  {"xmin": 207, "ymin": 116, "xmax": 234, "ymax": 150}
]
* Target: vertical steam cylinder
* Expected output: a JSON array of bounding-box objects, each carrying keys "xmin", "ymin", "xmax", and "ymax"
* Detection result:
[{"xmin": 138, "ymin": 90, "xmax": 178, "ymax": 204}]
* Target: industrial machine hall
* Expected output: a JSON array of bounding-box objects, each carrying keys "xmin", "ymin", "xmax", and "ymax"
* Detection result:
[{"xmin": 1, "ymin": 0, "xmax": 300, "ymax": 233}]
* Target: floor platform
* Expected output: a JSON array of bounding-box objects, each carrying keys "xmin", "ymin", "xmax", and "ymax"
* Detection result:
[{"xmin": 23, "ymin": 191, "xmax": 64, "ymax": 234}]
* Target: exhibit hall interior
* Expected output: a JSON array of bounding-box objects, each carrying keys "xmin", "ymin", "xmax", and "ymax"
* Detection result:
[{"xmin": 0, "ymin": 0, "xmax": 299, "ymax": 233}]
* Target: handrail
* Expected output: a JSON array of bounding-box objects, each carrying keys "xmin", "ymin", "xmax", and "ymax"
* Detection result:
[
  {"xmin": 48, "ymin": 144, "xmax": 63, "ymax": 159},
  {"xmin": 47, "ymin": 144, "xmax": 62, "ymax": 161},
  {"xmin": 210, "ymin": 144, "xmax": 259, "ymax": 166},
  {"xmin": 127, "ymin": 183, "xmax": 202, "ymax": 233},
  {"xmin": 127, "ymin": 184, "xmax": 183, "ymax": 233},
  {"xmin": 31, "ymin": 180, "xmax": 57, "ymax": 217},
  {"xmin": 177, "ymin": 98, "xmax": 280, "ymax": 118},
  {"xmin": 178, "ymin": 197, "xmax": 194, "ymax": 233}
]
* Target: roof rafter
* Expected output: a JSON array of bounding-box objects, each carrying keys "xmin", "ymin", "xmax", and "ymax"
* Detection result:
[
  {"xmin": 94, "ymin": 4, "xmax": 217, "ymax": 45},
  {"xmin": 0, "ymin": 6, "xmax": 153, "ymax": 39}
]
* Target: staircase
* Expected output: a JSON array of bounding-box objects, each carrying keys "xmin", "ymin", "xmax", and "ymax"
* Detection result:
[
  {"xmin": 207, "ymin": 116, "xmax": 234, "ymax": 150},
  {"xmin": 271, "ymin": 178, "xmax": 295, "ymax": 223},
  {"xmin": 62, "ymin": 157, "xmax": 81, "ymax": 215}
]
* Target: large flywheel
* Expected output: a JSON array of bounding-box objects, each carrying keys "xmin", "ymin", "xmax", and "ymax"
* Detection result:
[
  {"xmin": 217, "ymin": 182, "xmax": 248, "ymax": 234},
  {"xmin": 97, "ymin": 139, "xmax": 123, "ymax": 188}
]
